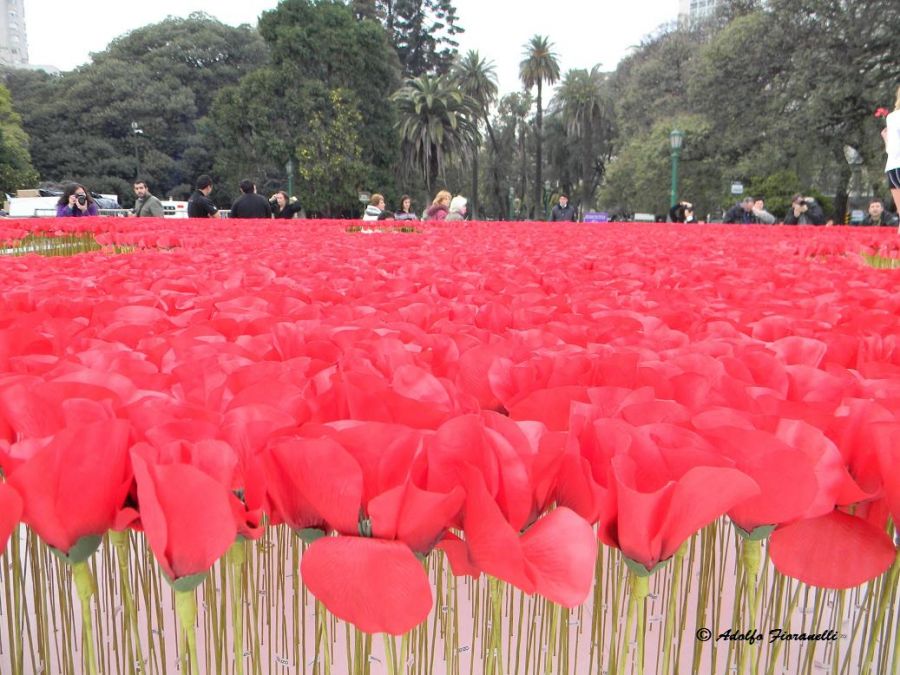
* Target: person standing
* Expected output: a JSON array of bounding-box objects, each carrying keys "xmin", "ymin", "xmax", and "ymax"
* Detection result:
[
  {"xmin": 424, "ymin": 190, "xmax": 451, "ymax": 220},
  {"xmin": 230, "ymin": 179, "xmax": 272, "ymax": 219},
  {"xmin": 131, "ymin": 179, "xmax": 164, "ymax": 217},
  {"xmin": 56, "ymin": 184, "xmax": 99, "ymax": 217},
  {"xmin": 270, "ymin": 191, "xmax": 303, "ymax": 219},
  {"xmin": 549, "ymin": 194, "xmax": 577, "ymax": 222},
  {"xmin": 880, "ymin": 87, "xmax": 900, "ymax": 234},
  {"xmin": 187, "ymin": 175, "xmax": 219, "ymax": 218},
  {"xmin": 783, "ymin": 194, "xmax": 826, "ymax": 225},
  {"xmin": 445, "ymin": 195, "xmax": 468, "ymax": 221},
  {"xmin": 395, "ymin": 195, "xmax": 418, "ymax": 221},
  {"xmin": 363, "ymin": 193, "xmax": 387, "ymax": 221},
  {"xmin": 859, "ymin": 199, "xmax": 899, "ymax": 227}
]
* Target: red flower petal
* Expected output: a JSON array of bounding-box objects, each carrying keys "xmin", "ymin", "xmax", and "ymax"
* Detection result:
[
  {"xmin": 301, "ymin": 537, "xmax": 433, "ymax": 635},
  {"xmin": 263, "ymin": 436, "xmax": 363, "ymax": 534},
  {"xmin": 8, "ymin": 420, "xmax": 132, "ymax": 553},
  {"xmin": 131, "ymin": 449, "xmax": 237, "ymax": 580},
  {"xmin": 368, "ymin": 482, "xmax": 464, "ymax": 553},
  {"xmin": 769, "ymin": 511, "xmax": 896, "ymax": 589},
  {"xmin": 521, "ymin": 507, "xmax": 598, "ymax": 607},
  {"xmin": 462, "ymin": 468, "xmax": 534, "ymax": 593}
]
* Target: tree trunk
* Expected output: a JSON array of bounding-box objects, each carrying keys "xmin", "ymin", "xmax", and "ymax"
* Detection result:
[
  {"xmin": 833, "ymin": 157, "xmax": 852, "ymax": 224},
  {"xmin": 581, "ymin": 116, "xmax": 594, "ymax": 212},
  {"xmin": 484, "ymin": 116, "xmax": 504, "ymax": 220},
  {"xmin": 471, "ymin": 142, "xmax": 479, "ymax": 220},
  {"xmin": 534, "ymin": 80, "xmax": 543, "ymax": 220}
]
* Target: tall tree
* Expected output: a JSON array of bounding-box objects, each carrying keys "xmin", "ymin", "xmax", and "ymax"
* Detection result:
[
  {"xmin": 353, "ymin": 0, "xmax": 463, "ymax": 77},
  {"xmin": 209, "ymin": 0, "xmax": 402, "ymax": 214},
  {"xmin": 519, "ymin": 35, "xmax": 560, "ymax": 219},
  {"xmin": 3, "ymin": 13, "xmax": 266, "ymax": 203},
  {"xmin": 0, "ymin": 84, "xmax": 37, "ymax": 193},
  {"xmin": 452, "ymin": 50, "xmax": 499, "ymax": 219},
  {"xmin": 553, "ymin": 66, "xmax": 614, "ymax": 211},
  {"xmin": 392, "ymin": 73, "xmax": 478, "ymax": 194}
]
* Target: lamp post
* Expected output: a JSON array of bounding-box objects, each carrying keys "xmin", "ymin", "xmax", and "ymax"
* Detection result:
[
  {"xmin": 544, "ymin": 180, "xmax": 551, "ymax": 220},
  {"xmin": 131, "ymin": 122, "xmax": 143, "ymax": 179},
  {"xmin": 669, "ymin": 129, "xmax": 684, "ymax": 208},
  {"xmin": 286, "ymin": 158, "xmax": 295, "ymax": 197}
]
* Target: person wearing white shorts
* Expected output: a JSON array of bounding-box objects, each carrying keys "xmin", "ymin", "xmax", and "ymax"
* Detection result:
[{"xmin": 880, "ymin": 86, "xmax": 900, "ymax": 234}]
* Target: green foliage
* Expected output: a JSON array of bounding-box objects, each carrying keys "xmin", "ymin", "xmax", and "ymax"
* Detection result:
[
  {"xmin": 392, "ymin": 73, "xmax": 478, "ymax": 193},
  {"xmin": 353, "ymin": 0, "xmax": 463, "ymax": 77},
  {"xmin": 0, "ymin": 84, "xmax": 38, "ymax": 193},
  {"xmin": 600, "ymin": 115, "xmax": 720, "ymax": 217},
  {"xmin": 296, "ymin": 89, "xmax": 368, "ymax": 216},
  {"xmin": 3, "ymin": 14, "xmax": 266, "ymax": 205},
  {"xmin": 600, "ymin": 1, "xmax": 900, "ymax": 220},
  {"xmin": 253, "ymin": 0, "xmax": 401, "ymax": 199},
  {"xmin": 520, "ymin": 35, "xmax": 560, "ymax": 219}
]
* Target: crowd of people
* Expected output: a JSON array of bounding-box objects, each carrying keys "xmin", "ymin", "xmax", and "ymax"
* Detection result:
[{"xmin": 46, "ymin": 86, "xmax": 900, "ymax": 228}]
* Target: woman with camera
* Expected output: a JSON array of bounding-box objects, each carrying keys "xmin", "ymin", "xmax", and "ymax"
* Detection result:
[
  {"xmin": 269, "ymin": 191, "xmax": 303, "ymax": 219},
  {"xmin": 56, "ymin": 184, "xmax": 99, "ymax": 217}
]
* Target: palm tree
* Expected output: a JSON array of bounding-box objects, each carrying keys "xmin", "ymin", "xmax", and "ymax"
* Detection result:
[
  {"xmin": 452, "ymin": 50, "xmax": 499, "ymax": 219},
  {"xmin": 392, "ymin": 74, "xmax": 479, "ymax": 195},
  {"xmin": 555, "ymin": 65, "xmax": 609, "ymax": 211},
  {"xmin": 519, "ymin": 35, "xmax": 560, "ymax": 219}
]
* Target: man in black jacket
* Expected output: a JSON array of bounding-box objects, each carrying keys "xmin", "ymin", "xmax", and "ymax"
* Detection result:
[
  {"xmin": 783, "ymin": 194, "xmax": 826, "ymax": 225},
  {"xmin": 859, "ymin": 199, "xmax": 899, "ymax": 226},
  {"xmin": 187, "ymin": 175, "xmax": 219, "ymax": 218},
  {"xmin": 549, "ymin": 194, "xmax": 577, "ymax": 222},
  {"xmin": 230, "ymin": 179, "xmax": 272, "ymax": 219}
]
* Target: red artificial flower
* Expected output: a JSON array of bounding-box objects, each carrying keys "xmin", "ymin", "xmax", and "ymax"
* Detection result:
[
  {"xmin": 874, "ymin": 107, "xmax": 889, "ymax": 118},
  {"xmin": 261, "ymin": 436, "xmax": 363, "ymax": 534},
  {"xmin": 769, "ymin": 510, "xmax": 895, "ymax": 589},
  {"xmin": 300, "ymin": 537, "xmax": 433, "ymax": 635},
  {"xmin": 0, "ymin": 482, "xmax": 22, "ymax": 555},
  {"xmin": 458, "ymin": 468, "xmax": 598, "ymax": 607},
  {"xmin": 5, "ymin": 421, "xmax": 132, "ymax": 556},
  {"xmin": 131, "ymin": 446, "xmax": 238, "ymax": 582}
]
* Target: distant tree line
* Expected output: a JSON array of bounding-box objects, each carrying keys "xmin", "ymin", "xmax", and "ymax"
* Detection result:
[{"xmin": 1, "ymin": 0, "xmax": 896, "ymax": 220}]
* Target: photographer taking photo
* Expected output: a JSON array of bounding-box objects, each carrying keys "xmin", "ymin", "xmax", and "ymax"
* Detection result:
[
  {"xmin": 669, "ymin": 200, "xmax": 696, "ymax": 223},
  {"xmin": 56, "ymin": 183, "xmax": 99, "ymax": 217},
  {"xmin": 783, "ymin": 194, "xmax": 826, "ymax": 225}
]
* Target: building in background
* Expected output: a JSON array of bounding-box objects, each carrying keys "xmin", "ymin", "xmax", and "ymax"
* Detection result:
[
  {"xmin": 0, "ymin": 0, "xmax": 28, "ymax": 67},
  {"xmin": 678, "ymin": 0, "xmax": 719, "ymax": 24}
]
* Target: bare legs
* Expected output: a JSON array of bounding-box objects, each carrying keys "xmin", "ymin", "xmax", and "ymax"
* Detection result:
[{"xmin": 893, "ymin": 188, "xmax": 900, "ymax": 234}]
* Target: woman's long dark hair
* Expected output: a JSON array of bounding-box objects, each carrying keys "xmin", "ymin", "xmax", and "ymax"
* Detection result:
[{"xmin": 57, "ymin": 183, "xmax": 94, "ymax": 206}]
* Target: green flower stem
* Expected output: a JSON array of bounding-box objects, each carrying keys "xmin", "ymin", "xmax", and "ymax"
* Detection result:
[
  {"xmin": 617, "ymin": 573, "xmax": 637, "ymax": 675},
  {"xmin": 229, "ymin": 541, "xmax": 247, "ymax": 675},
  {"xmin": 489, "ymin": 577, "xmax": 504, "ymax": 674},
  {"xmin": 383, "ymin": 633, "xmax": 398, "ymax": 675},
  {"xmin": 110, "ymin": 530, "xmax": 145, "ymax": 671},
  {"xmin": 316, "ymin": 600, "xmax": 332, "ymax": 675},
  {"xmin": 740, "ymin": 538, "xmax": 762, "ymax": 675},
  {"xmin": 72, "ymin": 560, "xmax": 99, "ymax": 675},
  {"xmin": 632, "ymin": 573, "xmax": 649, "ymax": 675},
  {"xmin": 765, "ymin": 581, "xmax": 801, "ymax": 675},
  {"xmin": 862, "ymin": 550, "xmax": 900, "ymax": 674},
  {"xmin": 175, "ymin": 588, "xmax": 200, "ymax": 674},
  {"xmin": 661, "ymin": 542, "xmax": 687, "ymax": 675},
  {"xmin": 544, "ymin": 601, "xmax": 558, "ymax": 675}
]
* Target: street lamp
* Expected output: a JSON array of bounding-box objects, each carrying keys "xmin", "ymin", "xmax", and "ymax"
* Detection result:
[
  {"xmin": 669, "ymin": 129, "xmax": 684, "ymax": 208},
  {"xmin": 286, "ymin": 158, "xmax": 295, "ymax": 197},
  {"xmin": 131, "ymin": 121, "xmax": 143, "ymax": 179},
  {"xmin": 544, "ymin": 180, "xmax": 551, "ymax": 219}
]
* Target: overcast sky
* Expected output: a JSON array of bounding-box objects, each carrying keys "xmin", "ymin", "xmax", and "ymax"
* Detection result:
[{"xmin": 25, "ymin": 0, "xmax": 677, "ymax": 93}]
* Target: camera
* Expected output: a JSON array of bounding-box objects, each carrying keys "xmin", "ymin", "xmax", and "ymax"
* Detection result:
[{"xmin": 76, "ymin": 194, "xmax": 87, "ymax": 206}]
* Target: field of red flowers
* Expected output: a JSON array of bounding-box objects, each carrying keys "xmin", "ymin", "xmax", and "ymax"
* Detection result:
[{"xmin": 1, "ymin": 219, "xmax": 898, "ymax": 674}]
